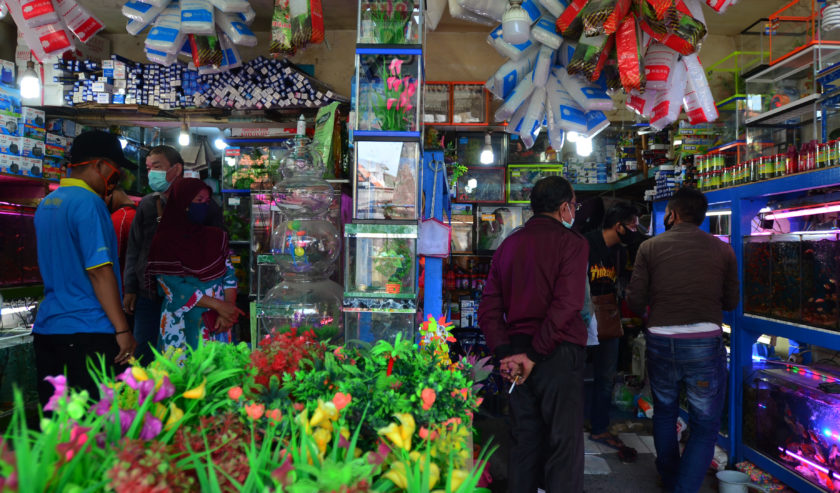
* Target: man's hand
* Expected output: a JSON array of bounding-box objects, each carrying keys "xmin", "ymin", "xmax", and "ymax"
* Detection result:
[
  {"xmin": 500, "ymin": 353, "xmax": 536, "ymax": 384},
  {"xmin": 115, "ymin": 331, "xmax": 137, "ymax": 364},
  {"xmin": 123, "ymin": 293, "xmax": 137, "ymax": 314}
]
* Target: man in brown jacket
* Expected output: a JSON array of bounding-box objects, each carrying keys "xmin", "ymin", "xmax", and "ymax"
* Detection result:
[{"xmin": 627, "ymin": 187, "xmax": 739, "ymax": 493}]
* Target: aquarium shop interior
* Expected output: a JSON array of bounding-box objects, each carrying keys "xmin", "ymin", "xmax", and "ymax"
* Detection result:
[{"xmin": 6, "ymin": 0, "xmax": 840, "ymax": 491}]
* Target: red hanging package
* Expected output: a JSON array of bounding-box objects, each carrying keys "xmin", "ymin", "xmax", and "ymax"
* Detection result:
[
  {"xmin": 616, "ymin": 15, "xmax": 644, "ymax": 92},
  {"xmin": 646, "ymin": 0, "xmax": 672, "ymax": 20},
  {"xmin": 556, "ymin": 0, "xmax": 588, "ymax": 36},
  {"xmin": 638, "ymin": 0, "xmax": 705, "ymax": 55},
  {"xmin": 309, "ymin": 0, "xmax": 324, "ymax": 43},
  {"xmin": 603, "ymin": 0, "xmax": 631, "ymax": 35}
]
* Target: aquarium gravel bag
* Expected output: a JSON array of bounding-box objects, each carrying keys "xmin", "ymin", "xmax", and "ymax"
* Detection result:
[
  {"xmin": 122, "ymin": 1, "xmax": 164, "ymax": 24},
  {"xmin": 53, "ymin": 0, "xmax": 103, "ymax": 42},
  {"xmin": 649, "ymin": 58, "xmax": 686, "ymax": 130},
  {"xmin": 682, "ymin": 53, "xmax": 717, "ymax": 124},
  {"xmin": 491, "ymin": 44, "xmax": 539, "ymax": 99},
  {"xmin": 181, "ymin": 0, "xmax": 214, "ymax": 34},
  {"xmin": 519, "ymin": 86, "xmax": 546, "ymax": 148},
  {"xmin": 216, "ymin": 11, "xmax": 257, "ymax": 46},
  {"xmin": 146, "ymin": 1, "xmax": 183, "ymax": 54},
  {"xmin": 458, "ymin": 0, "xmax": 506, "ymax": 22},
  {"xmin": 547, "ymin": 67, "xmax": 588, "ymax": 133},
  {"xmin": 558, "ymin": 65, "xmax": 612, "ymax": 112},
  {"xmin": 532, "ymin": 44, "xmax": 555, "ymax": 87},
  {"xmin": 206, "ymin": 0, "xmax": 249, "ymax": 13},
  {"xmin": 538, "ymin": 0, "xmax": 567, "ymax": 18},
  {"xmin": 532, "ymin": 17, "xmax": 563, "ymax": 49},
  {"xmin": 625, "ymin": 88, "xmax": 657, "ymax": 117},
  {"xmin": 488, "ymin": 24, "xmax": 535, "ymax": 61},
  {"xmin": 495, "ymin": 77, "xmax": 534, "ymax": 122},
  {"xmin": 643, "ymin": 42, "xmax": 678, "ymax": 91},
  {"xmin": 449, "ymin": 0, "xmax": 495, "ymax": 25}
]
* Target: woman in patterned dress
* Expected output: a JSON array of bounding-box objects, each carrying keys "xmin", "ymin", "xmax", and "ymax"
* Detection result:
[{"xmin": 146, "ymin": 178, "xmax": 244, "ymax": 354}]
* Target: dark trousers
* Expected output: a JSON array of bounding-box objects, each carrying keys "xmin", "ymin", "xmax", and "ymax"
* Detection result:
[
  {"xmin": 508, "ymin": 342, "xmax": 586, "ymax": 493},
  {"xmin": 34, "ymin": 332, "xmax": 121, "ymax": 408},
  {"xmin": 133, "ymin": 295, "xmax": 162, "ymax": 365},
  {"xmin": 589, "ymin": 337, "xmax": 620, "ymax": 435}
]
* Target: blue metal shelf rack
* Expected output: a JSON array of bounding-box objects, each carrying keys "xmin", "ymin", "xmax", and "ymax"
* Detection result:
[{"xmin": 653, "ymin": 166, "xmax": 840, "ymax": 493}]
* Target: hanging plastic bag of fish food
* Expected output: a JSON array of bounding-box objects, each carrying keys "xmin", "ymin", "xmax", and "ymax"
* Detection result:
[
  {"xmin": 567, "ymin": 33, "xmax": 614, "ymax": 82},
  {"xmin": 637, "ymin": 0, "xmax": 706, "ymax": 56},
  {"xmin": 615, "ymin": 14, "xmax": 644, "ymax": 93},
  {"xmin": 682, "ymin": 53, "xmax": 718, "ymax": 124}
]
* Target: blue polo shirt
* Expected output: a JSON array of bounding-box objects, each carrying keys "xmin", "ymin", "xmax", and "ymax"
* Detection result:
[{"xmin": 33, "ymin": 178, "xmax": 121, "ymax": 335}]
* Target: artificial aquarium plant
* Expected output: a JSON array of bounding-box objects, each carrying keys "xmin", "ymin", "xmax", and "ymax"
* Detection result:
[{"xmin": 373, "ymin": 238, "xmax": 412, "ymax": 291}]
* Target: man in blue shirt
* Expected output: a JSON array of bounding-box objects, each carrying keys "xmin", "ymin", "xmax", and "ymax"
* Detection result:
[{"xmin": 34, "ymin": 130, "xmax": 137, "ymax": 407}]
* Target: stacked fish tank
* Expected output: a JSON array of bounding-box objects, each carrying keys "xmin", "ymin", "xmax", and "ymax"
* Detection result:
[
  {"xmin": 255, "ymin": 116, "xmax": 343, "ymax": 343},
  {"xmin": 747, "ymin": 363, "xmax": 840, "ymax": 492},
  {"xmin": 343, "ymin": 223, "xmax": 417, "ymax": 343},
  {"xmin": 743, "ymin": 233, "xmax": 840, "ymax": 330}
]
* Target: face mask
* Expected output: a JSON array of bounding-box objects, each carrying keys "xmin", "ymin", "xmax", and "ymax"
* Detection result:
[
  {"xmin": 187, "ymin": 202, "xmax": 209, "ymax": 224},
  {"xmin": 561, "ymin": 203, "xmax": 575, "ymax": 229},
  {"xmin": 664, "ymin": 212, "xmax": 674, "ymax": 231},
  {"xmin": 618, "ymin": 227, "xmax": 637, "ymax": 245},
  {"xmin": 148, "ymin": 169, "xmax": 170, "ymax": 192}
]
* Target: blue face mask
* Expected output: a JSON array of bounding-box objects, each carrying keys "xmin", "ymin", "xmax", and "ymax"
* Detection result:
[
  {"xmin": 561, "ymin": 203, "xmax": 575, "ymax": 229},
  {"xmin": 148, "ymin": 169, "xmax": 170, "ymax": 192},
  {"xmin": 187, "ymin": 202, "xmax": 209, "ymax": 224}
]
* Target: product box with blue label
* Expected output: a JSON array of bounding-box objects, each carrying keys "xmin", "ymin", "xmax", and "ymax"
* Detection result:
[
  {"xmin": 45, "ymin": 133, "xmax": 66, "ymax": 157},
  {"xmin": 0, "ymin": 115, "xmax": 19, "ymax": 136},
  {"xmin": 21, "ymin": 107, "xmax": 45, "ymax": 140},
  {"xmin": 0, "ymin": 60, "xmax": 14, "ymax": 86},
  {"xmin": 0, "ymin": 154, "xmax": 22, "ymax": 174},
  {"xmin": 20, "ymin": 156, "xmax": 43, "ymax": 177},
  {"xmin": 0, "ymin": 135, "xmax": 19, "ymax": 155},
  {"xmin": 21, "ymin": 137, "xmax": 44, "ymax": 158},
  {"xmin": 46, "ymin": 118, "xmax": 76, "ymax": 137},
  {"xmin": 0, "ymin": 85, "xmax": 21, "ymax": 117},
  {"xmin": 43, "ymin": 157, "xmax": 63, "ymax": 180}
]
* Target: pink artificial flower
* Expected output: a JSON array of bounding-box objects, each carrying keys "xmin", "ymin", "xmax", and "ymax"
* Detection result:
[
  {"xmin": 93, "ymin": 384, "xmax": 114, "ymax": 416},
  {"xmin": 117, "ymin": 367, "xmax": 140, "ymax": 390},
  {"xmin": 44, "ymin": 375, "xmax": 67, "ymax": 412},
  {"xmin": 386, "ymin": 98, "xmax": 398, "ymax": 110},
  {"xmin": 56, "ymin": 425, "xmax": 91, "ymax": 462},
  {"xmin": 272, "ymin": 450, "xmax": 294, "ymax": 486},
  {"xmin": 405, "ymin": 81, "xmax": 417, "ymax": 98},
  {"xmin": 389, "ymin": 58, "xmax": 404, "ymax": 76},
  {"xmin": 137, "ymin": 379, "xmax": 155, "ymax": 404},
  {"xmin": 153, "ymin": 376, "xmax": 174, "ymax": 402},
  {"xmin": 228, "ymin": 386, "xmax": 243, "ymax": 400},
  {"xmin": 387, "ymin": 76, "xmax": 402, "ymax": 91},
  {"xmin": 139, "ymin": 415, "xmax": 162, "ymax": 440},
  {"xmin": 367, "ymin": 441, "xmax": 391, "ymax": 466}
]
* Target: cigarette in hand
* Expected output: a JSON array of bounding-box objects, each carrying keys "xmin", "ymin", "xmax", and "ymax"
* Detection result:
[{"xmin": 508, "ymin": 375, "xmax": 519, "ymax": 394}]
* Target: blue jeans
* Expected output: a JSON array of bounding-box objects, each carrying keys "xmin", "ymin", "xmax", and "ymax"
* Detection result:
[
  {"xmin": 133, "ymin": 296, "xmax": 162, "ymax": 365},
  {"xmin": 646, "ymin": 333, "xmax": 727, "ymax": 493},
  {"xmin": 589, "ymin": 337, "xmax": 619, "ymax": 435}
]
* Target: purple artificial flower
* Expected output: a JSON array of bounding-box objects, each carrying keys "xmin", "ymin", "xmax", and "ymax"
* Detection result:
[
  {"xmin": 93, "ymin": 384, "xmax": 114, "ymax": 416},
  {"xmin": 139, "ymin": 415, "xmax": 162, "ymax": 440},
  {"xmin": 153, "ymin": 376, "xmax": 175, "ymax": 403},
  {"xmin": 43, "ymin": 375, "xmax": 67, "ymax": 412},
  {"xmin": 118, "ymin": 409, "xmax": 137, "ymax": 436},
  {"xmin": 137, "ymin": 379, "xmax": 155, "ymax": 404}
]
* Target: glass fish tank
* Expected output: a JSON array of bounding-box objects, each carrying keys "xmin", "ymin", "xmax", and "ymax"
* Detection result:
[
  {"xmin": 344, "ymin": 223, "xmax": 417, "ymax": 297},
  {"xmin": 747, "ymin": 363, "xmax": 840, "ymax": 492},
  {"xmin": 743, "ymin": 233, "xmax": 840, "ymax": 330},
  {"xmin": 343, "ymin": 302, "xmax": 416, "ymax": 344}
]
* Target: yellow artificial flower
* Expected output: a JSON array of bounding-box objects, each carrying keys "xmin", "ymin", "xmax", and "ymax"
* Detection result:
[
  {"xmin": 378, "ymin": 422, "xmax": 405, "ymax": 450},
  {"xmin": 131, "ymin": 366, "xmax": 150, "ymax": 382},
  {"xmin": 395, "ymin": 413, "xmax": 415, "ymax": 451},
  {"xmin": 407, "ymin": 452, "xmax": 440, "ymax": 489},
  {"xmin": 383, "ymin": 461, "xmax": 408, "ymax": 489},
  {"xmin": 296, "ymin": 408, "xmax": 311, "ymax": 434},
  {"xmin": 182, "ymin": 378, "xmax": 207, "ymax": 399},
  {"xmin": 165, "ymin": 403, "xmax": 184, "ymax": 430},
  {"xmin": 313, "ymin": 427, "xmax": 332, "ymax": 456},
  {"xmin": 309, "ymin": 399, "xmax": 339, "ymax": 431},
  {"xmin": 153, "ymin": 402, "xmax": 167, "ymax": 421},
  {"xmin": 449, "ymin": 469, "xmax": 469, "ymax": 491}
]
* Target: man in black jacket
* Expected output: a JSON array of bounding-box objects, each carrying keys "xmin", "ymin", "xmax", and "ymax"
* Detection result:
[{"xmin": 122, "ymin": 146, "xmax": 224, "ymax": 363}]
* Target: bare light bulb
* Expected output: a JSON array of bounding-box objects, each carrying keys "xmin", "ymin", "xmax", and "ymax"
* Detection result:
[
  {"xmin": 214, "ymin": 137, "xmax": 227, "ymax": 150},
  {"xmin": 178, "ymin": 123, "xmax": 190, "ymax": 146},
  {"xmin": 480, "ymin": 134, "xmax": 494, "ymax": 164},
  {"xmin": 576, "ymin": 137, "xmax": 593, "ymax": 157},
  {"xmin": 566, "ymin": 131, "xmax": 579, "ymax": 143},
  {"xmin": 119, "ymin": 137, "xmax": 128, "ymax": 149},
  {"xmin": 19, "ymin": 61, "xmax": 40, "ymax": 100},
  {"xmin": 502, "ymin": 0, "xmax": 531, "ymax": 45}
]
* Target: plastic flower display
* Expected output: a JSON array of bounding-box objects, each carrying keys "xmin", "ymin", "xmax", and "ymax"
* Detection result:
[
  {"xmin": 374, "ymin": 58, "xmax": 418, "ymax": 131},
  {"xmin": 0, "ymin": 316, "xmax": 494, "ymax": 491}
]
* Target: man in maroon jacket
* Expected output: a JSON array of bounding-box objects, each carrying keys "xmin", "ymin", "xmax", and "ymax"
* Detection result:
[{"xmin": 478, "ymin": 176, "xmax": 589, "ymax": 493}]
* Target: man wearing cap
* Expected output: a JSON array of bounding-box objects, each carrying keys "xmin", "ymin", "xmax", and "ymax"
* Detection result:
[
  {"xmin": 122, "ymin": 146, "xmax": 224, "ymax": 363},
  {"xmin": 33, "ymin": 130, "xmax": 137, "ymax": 407}
]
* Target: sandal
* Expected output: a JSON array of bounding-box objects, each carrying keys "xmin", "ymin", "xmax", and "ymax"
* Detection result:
[{"xmin": 589, "ymin": 433, "xmax": 639, "ymax": 462}]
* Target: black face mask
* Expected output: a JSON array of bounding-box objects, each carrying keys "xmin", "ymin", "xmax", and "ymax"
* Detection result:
[
  {"xmin": 618, "ymin": 226, "xmax": 638, "ymax": 245},
  {"xmin": 664, "ymin": 212, "xmax": 674, "ymax": 231}
]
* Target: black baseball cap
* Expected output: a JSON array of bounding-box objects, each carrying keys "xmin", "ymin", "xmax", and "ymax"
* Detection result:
[{"xmin": 69, "ymin": 130, "xmax": 134, "ymax": 169}]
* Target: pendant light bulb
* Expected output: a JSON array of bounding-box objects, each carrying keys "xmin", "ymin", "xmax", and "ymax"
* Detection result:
[
  {"xmin": 576, "ymin": 136, "xmax": 593, "ymax": 157},
  {"xmin": 20, "ymin": 61, "xmax": 40, "ymax": 100},
  {"xmin": 502, "ymin": 0, "xmax": 531, "ymax": 45},
  {"xmin": 178, "ymin": 123, "xmax": 190, "ymax": 147},
  {"xmin": 214, "ymin": 137, "xmax": 227, "ymax": 150},
  {"xmin": 480, "ymin": 133, "xmax": 494, "ymax": 164}
]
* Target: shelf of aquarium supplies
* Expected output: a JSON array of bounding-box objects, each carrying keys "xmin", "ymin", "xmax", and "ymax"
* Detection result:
[
  {"xmin": 741, "ymin": 315, "xmax": 840, "ymax": 351},
  {"xmin": 0, "ymin": 173, "xmax": 54, "ymax": 186},
  {"xmin": 707, "ymin": 140, "xmax": 746, "ymax": 153},
  {"xmin": 702, "ymin": 166, "xmax": 840, "ymax": 204},
  {"xmin": 574, "ymin": 166, "xmax": 663, "ymax": 192}
]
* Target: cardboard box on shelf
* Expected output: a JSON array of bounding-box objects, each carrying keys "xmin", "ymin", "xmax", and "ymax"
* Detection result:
[
  {"xmin": 0, "ymin": 115, "xmax": 20, "ymax": 136},
  {"xmin": 0, "ymin": 60, "xmax": 14, "ymax": 86},
  {"xmin": 46, "ymin": 118, "xmax": 76, "ymax": 137},
  {"xmin": 0, "ymin": 135, "xmax": 20, "ymax": 155},
  {"xmin": 21, "ymin": 107, "xmax": 45, "ymax": 129},
  {"xmin": 20, "ymin": 156, "xmax": 43, "ymax": 176},
  {"xmin": 43, "ymin": 158, "xmax": 62, "ymax": 180},
  {"xmin": 45, "ymin": 133, "xmax": 66, "ymax": 157},
  {"xmin": 0, "ymin": 154, "xmax": 21, "ymax": 174},
  {"xmin": 21, "ymin": 137, "xmax": 44, "ymax": 158}
]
